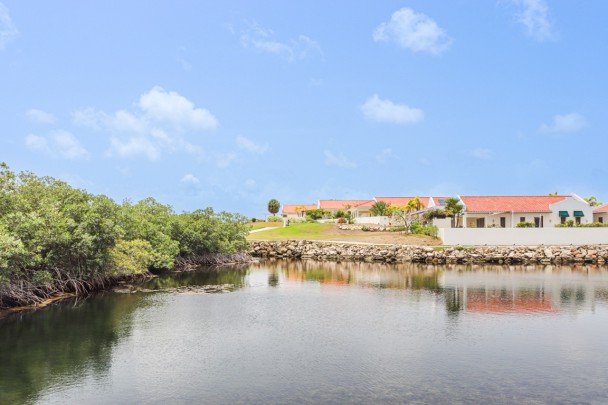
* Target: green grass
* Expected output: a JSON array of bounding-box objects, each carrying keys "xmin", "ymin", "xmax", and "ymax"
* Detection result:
[
  {"xmin": 247, "ymin": 221, "xmax": 283, "ymax": 230},
  {"xmin": 247, "ymin": 223, "xmax": 336, "ymax": 240}
]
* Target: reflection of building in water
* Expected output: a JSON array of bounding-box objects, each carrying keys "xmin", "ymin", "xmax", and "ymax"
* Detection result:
[{"xmin": 441, "ymin": 265, "xmax": 608, "ymax": 314}]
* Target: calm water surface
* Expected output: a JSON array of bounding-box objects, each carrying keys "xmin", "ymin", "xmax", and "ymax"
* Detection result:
[{"xmin": 2, "ymin": 260, "xmax": 608, "ymax": 404}]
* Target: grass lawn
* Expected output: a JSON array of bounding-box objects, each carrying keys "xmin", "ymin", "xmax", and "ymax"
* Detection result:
[
  {"xmin": 247, "ymin": 222, "xmax": 283, "ymax": 230},
  {"xmin": 247, "ymin": 223, "xmax": 337, "ymax": 240},
  {"xmin": 246, "ymin": 223, "xmax": 441, "ymax": 245}
]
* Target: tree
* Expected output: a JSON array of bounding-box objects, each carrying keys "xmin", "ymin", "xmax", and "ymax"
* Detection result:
[
  {"xmin": 585, "ymin": 196, "xmax": 603, "ymax": 207},
  {"xmin": 548, "ymin": 192, "xmax": 558, "ymax": 196},
  {"xmin": 370, "ymin": 201, "xmax": 390, "ymax": 216},
  {"xmin": 267, "ymin": 199, "xmax": 280, "ymax": 216},
  {"xmin": 444, "ymin": 198, "xmax": 464, "ymax": 228},
  {"xmin": 294, "ymin": 205, "xmax": 307, "ymax": 217}
]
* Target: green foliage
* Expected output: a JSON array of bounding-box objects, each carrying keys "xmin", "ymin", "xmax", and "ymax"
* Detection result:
[
  {"xmin": 369, "ymin": 201, "xmax": 390, "ymax": 216},
  {"xmin": 267, "ymin": 199, "xmax": 280, "ymax": 215},
  {"xmin": 333, "ymin": 209, "xmax": 350, "ymax": 219},
  {"xmin": 306, "ymin": 208, "xmax": 327, "ymax": 220},
  {"xmin": 516, "ymin": 221, "xmax": 535, "ymax": 228},
  {"xmin": 555, "ymin": 222, "xmax": 608, "ymax": 228},
  {"xmin": 251, "ymin": 218, "xmax": 257, "ymax": 223},
  {"xmin": 410, "ymin": 222, "xmax": 439, "ymax": 237},
  {"xmin": 423, "ymin": 209, "xmax": 447, "ymax": 221},
  {"xmin": 585, "ymin": 196, "xmax": 603, "ymax": 207},
  {"xmin": 266, "ymin": 215, "xmax": 283, "ymax": 222},
  {"xmin": 0, "ymin": 163, "xmax": 250, "ymax": 297},
  {"xmin": 444, "ymin": 198, "xmax": 464, "ymax": 227}
]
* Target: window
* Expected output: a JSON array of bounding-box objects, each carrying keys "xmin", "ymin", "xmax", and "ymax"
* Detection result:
[
  {"xmin": 520, "ymin": 217, "xmax": 525, "ymax": 223},
  {"xmin": 600, "ymin": 217, "xmax": 604, "ymax": 224},
  {"xmin": 476, "ymin": 218, "xmax": 485, "ymax": 228},
  {"xmin": 561, "ymin": 216, "xmax": 567, "ymax": 224},
  {"xmin": 500, "ymin": 217, "xmax": 506, "ymax": 228},
  {"xmin": 534, "ymin": 217, "xmax": 541, "ymax": 228},
  {"xmin": 576, "ymin": 217, "xmax": 581, "ymax": 225}
]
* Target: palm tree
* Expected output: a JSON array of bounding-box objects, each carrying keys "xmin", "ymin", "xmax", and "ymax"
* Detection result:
[
  {"xmin": 267, "ymin": 199, "xmax": 280, "ymax": 216},
  {"xmin": 370, "ymin": 201, "xmax": 389, "ymax": 216}
]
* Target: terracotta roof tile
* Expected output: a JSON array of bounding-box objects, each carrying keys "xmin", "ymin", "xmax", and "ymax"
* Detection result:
[
  {"xmin": 319, "ymin": 200, "xmax": 375, "ymax": 209},
  {"xmin": 594, "ymin": 204, "xmax": 608, "ymax": 213},
  {"xmin": 374, "ymin": 197, "xmax": 429, "ymax": 208},
  {"xmin": 460, "ymin": 195, "xmax": 569, "ymax": 213},
  {"xmin": 282, "ymin": 204, "xmax": 317, "ymax": 214}
]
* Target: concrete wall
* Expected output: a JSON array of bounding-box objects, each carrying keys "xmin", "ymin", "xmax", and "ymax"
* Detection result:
[
  {"xmin": 438, "ymin": 227, "xmax": 608, "ymax": 246},
  {"xmin": 354, "ymin": 216, "xmax": 391, "ymax": 225}
]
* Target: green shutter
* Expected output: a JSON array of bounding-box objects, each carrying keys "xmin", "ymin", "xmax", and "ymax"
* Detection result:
[
  {"xmin": 573, "ymin": 211, "xmax": 584, "ymax": 217},
  {"xmin": 559, "ymin": 211, "xmax": 569, "ymax": 217}
]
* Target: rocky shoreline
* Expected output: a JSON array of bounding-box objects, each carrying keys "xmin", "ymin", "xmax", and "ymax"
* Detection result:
[{"xmin": 249, "ymin": 240, "xmax": 608, "ymax": 265}]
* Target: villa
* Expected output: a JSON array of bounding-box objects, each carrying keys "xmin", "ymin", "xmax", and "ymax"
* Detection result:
[
  {"xmin": 318, "ymin": 199, "xmax": 375, "ymax": 218},
  {"xmin": 594, "ymin": 205, "xmax": 608, "ymax": 224},
  {"xmin": 282, "ymin": 204, "xmax": 317, "ymax": 218},
  {"xmin": 457, "ymin": 194, "xmax": 593, "ymax": 228}
]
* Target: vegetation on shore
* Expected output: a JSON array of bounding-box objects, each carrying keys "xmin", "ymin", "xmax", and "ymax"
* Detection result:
[{"xmin": 0, "ymin": 163, "xmax": 250, "ymax": 308}]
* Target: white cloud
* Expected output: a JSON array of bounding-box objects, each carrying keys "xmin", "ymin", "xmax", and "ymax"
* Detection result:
[
  {"xmin": 373, "ymin": 8, "xmax": 452, "ymax": 55},
  {"xmin": 25, "ymin": 130, "xmax": 89, "ymax": 160},
  {"xmin": 361, "ymin": 94, "xmax": 424, "ymax": 124},
  {"xmin": 244, "ymin": 179, "xmax": 257, "ymax": 189},
  {"xmin": 324, "ymin": 150, "xmax": 356, "ymax": 169},
  {"xmin": 26, "ymin": 109, "xmax": 56, "ymax": 124},
  {"xmin": 470, "ymin": 147, "xmax": 493, "ymax": 160},
  {"xmin": 512, "ymin": 0, "xmax": 556, "ymax": 42},
  {"xmin": 540, "ymin": 113, "xmax": 587, "ymax": 133},
  {"xmin": 180, "ymin": 173, "xmax": 200, "ymax": 185},
  {"xmin": 376, "ymin": 148, "xmax": 395, "ymax": 164},
  {"xmin": 240, "ymin": 22, "xmax": 321, "ymax": 62},
  {"xmin": 73, "ymin": 86, "xmax": 215, "ymax": 160},
  {"xmin": 0, "ymin": 2, "xmax": 18, "ymax": 49},
  {"xmin": 236, "ymin": 135, "xmax": 268, "ymax": 154},
  {"xmin": 216, "ymin": 152, "xmax": 237, "ymax": 168}
]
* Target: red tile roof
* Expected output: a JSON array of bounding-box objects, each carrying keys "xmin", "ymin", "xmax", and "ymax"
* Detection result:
[
  {"xmin": 431, "ymin": 197, "xmax": 452, "ymax": 207},
  {"xmin": 319, "ymin": 200, "xmax": 375, "ymax": 209},
  {"xmin": 374, "ymin": 197, "xmax": 429, "ymax": 208},
  {"xmin": 460, "ymin": 195, "xmax": 569, "ymax": 213},
  {"xmin": 282, "ymin": 204, "xmax": 318, "ymax": 214},
  {"xmin": 594, "ymin": 204, "xmax": 608, "ymax": 213}
]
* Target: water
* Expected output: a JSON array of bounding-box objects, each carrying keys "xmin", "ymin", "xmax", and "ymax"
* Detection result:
[{"xmin": 2, "ymin": 260, "xmax": 608, "ymax": 404}]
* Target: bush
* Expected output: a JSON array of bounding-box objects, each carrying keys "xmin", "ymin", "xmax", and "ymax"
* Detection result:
[
  {"xmin": 306, "ymin": 208, "xmax": 327, "ymax": 220},
  {"xmin": 516, "ymin": 222, "xmax": 535, "ymax": 228},
  {"xmin": 337, "ymin": 217, "xmax": 347, "ymax": 224},
  {"xmin": 362, "ymin": 226, "xmax": 371, "ymax": 232},
  {"xmin": 251, "ymin": 218, "xmax": 257, "ymax": 223},
  {"xmin": 267, "ymin": 216, "xmax": 283, "ymax": 223}
]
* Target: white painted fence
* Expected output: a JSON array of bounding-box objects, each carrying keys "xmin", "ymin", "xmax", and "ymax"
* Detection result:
[{"xmin": 438, "ymin": 228, "xmax": 608, "ymax": 246}]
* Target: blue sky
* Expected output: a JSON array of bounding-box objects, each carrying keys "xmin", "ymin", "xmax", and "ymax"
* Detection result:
[{"xmin": 1, "ymin": 1, "xmax": 606, "ymax": 217}]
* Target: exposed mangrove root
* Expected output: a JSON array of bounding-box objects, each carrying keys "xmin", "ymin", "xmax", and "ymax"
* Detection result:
[
  {"xmin": 174, "ymin": 252, "xmax": 253, "ymax": 268},
  {"xmin": 0, "ymin": 270, "xmax": 150, "ymax": 310}
]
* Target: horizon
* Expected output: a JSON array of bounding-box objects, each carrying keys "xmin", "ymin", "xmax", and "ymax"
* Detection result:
[{"xmin": 1, "ymin": 1, "xmax": 606, "ymax": 218}]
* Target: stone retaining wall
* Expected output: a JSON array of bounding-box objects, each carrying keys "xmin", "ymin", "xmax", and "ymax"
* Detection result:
[{"xmin": 249, "ymin": 240, "xmax": 608, "ymax": 265}]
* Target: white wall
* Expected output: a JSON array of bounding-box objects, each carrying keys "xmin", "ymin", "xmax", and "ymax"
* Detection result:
[
  {"xmin": 438, "ymin": 228, "xmax": 608, "ymax": 246},
  {"xmin": 549, "ymin": 197, "xmax": 593, "ymax": 225},
  {"xmin": 354, "ymin": 216, "xmax": 391, "ymax": 225},
  {"xmin": 593, "ymin": 213, "xmax": 608, "ymax": 224},
  {"xmin": 432, "ymin": 218, "xmax": 452, "ymax": 228}
]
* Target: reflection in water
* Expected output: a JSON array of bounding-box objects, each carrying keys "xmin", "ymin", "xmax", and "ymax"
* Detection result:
[
  {"xmin": 0, "ymin": 293, "xmax": 141, "ymax": 404},
  {"xmin": 1, "ymin": 260, "xmax": 608, "ymax": 404}
]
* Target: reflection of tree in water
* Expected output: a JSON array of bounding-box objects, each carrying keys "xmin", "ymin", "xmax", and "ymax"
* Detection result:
[
  {"xmin": 0, "ymin": 293, "xmax": 141, "ymax": 404},
  {"xmin": 145, "ymin": 266, "xmax": 249, "ymax": 290},
  {"xmin": 268, "ymin": 271, "xmax": 279, "ymax": 287},
  {"xmin": 443, "ymin": 288, "xmax": 464, "ymax": 315}
]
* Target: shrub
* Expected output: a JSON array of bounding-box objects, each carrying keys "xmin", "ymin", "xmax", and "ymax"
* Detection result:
[
  {"xmin": 251, "ymin": 218, "xmax": 257, "ymax": 223},
  {"xmin": 516, "ymin": 222, "xmax": 535, "ymax": 228},
  {"xmin": 334, "ymin": 209, "xmax": 347, "ymax": 219},
  {"xmin": 306, "ymin": 208, "xmax": 326, "ymax": 220},
  {"xmin": 337, "ymin": 217, "xmax": 347, "ymax": 224},
  {"xmin": 362, "ymin": 226, "xmax": 371, "ymax": 232},
  {"xmin": 267, "ymin": 216, "xmax": 283, "ymax": 223}
]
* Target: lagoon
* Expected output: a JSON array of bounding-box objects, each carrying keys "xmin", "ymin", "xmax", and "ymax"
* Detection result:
[{"xmin": 2, "ymin": 261, "xmax": 608, "ymax": 404}]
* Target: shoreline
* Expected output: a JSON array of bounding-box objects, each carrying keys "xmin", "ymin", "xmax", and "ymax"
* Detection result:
[{"xmin": 249, "ymin": 240, "xmax": 608, "ymax": 265}]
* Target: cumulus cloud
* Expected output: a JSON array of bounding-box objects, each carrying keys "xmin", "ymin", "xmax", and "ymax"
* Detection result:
[
  {"xmin": 361, "ymin": 94, "xmax": 424, "ymax": 124},
  {"xmin": 0, "ymin": 2, "xmax": 18, "ymax": 49},
  {"xmin": 240, "ymin": 22, "xmax": 322, "ymax": 62},
  {"xmin": 26, "ymin": 109, "xmax": 56, "ymax": 124},
  {"xmin": 73, "ymin": 86, "xmax": 215, "ymax": 160},
  {"xmin": 180, "ymin": 173, "xmax": 200, "ymax": 185},
  {"xmin": 540, "ymin": 113, "xmax": 587, "ymax": 133},
  {"xmin": 25, "ymin": 131, "xmax": 89, "ymax": 160},
  {"xmin": 512, "ymin": 0, "xmax": 556, "ymax": 42},
  {"xmin": 236, "ymin": 135, "xmax": 268, "ymax": 154},
  {"xmin": 373, "ymin": 8, "xmax": 452, "ymax": 55},
  {"xmin": 470, "ymin": 147, "xmax": 493, "ymax": 160},
  {"xmin": 324, "ymin": 150, "xmax": 356, "ymax": 169}
]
